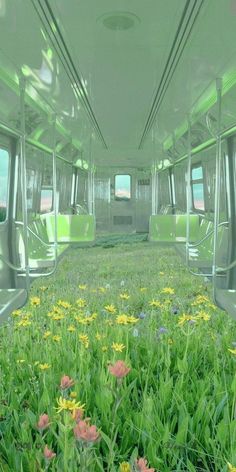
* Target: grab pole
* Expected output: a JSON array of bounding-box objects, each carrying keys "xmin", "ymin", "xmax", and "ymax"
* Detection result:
[{"xmin": 213, "ymin": 78, "xmax": 222, "ymax": 302}]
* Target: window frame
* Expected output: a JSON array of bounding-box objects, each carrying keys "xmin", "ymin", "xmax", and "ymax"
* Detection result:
[
  {"xmin": 0, "ymin": 144, "xmax": 10, "ymax": 224},
  {"xmin": 191, "ymin": 162, "xmax": 205, "ymax": 212},
  {"xmin": 114, "ymin": 174, "xmax": 131, "ymax": 201}
]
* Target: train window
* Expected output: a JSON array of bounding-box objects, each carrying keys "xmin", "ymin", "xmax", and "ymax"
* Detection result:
[
  {"xmin": 40, "ymin": 188, "xmax": 53, "ymax": 213},
  {"xmin": 0, "ymin": 148, "xmax": 9, "ymax": 222},
  {"xmin": 191, "ymin": 164, "xmax": 205, "ymax": 210},
  {"xmin": 115, "ymin": 174, "xmax": 131, "ymax": 201},
  {"xmin": 26, "ymin": 168, "xmax": 36, "ymax": 211}
]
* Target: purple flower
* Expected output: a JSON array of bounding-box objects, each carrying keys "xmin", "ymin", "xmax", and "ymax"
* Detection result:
[
  {"xmin": 188, "ymin": 319, "xmax": 197, "ymax": 325},
  {"xmin": 171, "ymin": 306, "xmax": 179, "ymax": 315},
  {"xmin": 138, "ymin": 312, "xmax": 146, "ymax": 320},
  {"xmin": 157, "ymin": 327, "xmax": 168, "ymax": 335}
]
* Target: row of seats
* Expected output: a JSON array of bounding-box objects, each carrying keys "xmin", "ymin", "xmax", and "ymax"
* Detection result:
[
  {"xmin": 149, "ymin": 214, "xmax": 229, "ymax": 273},
  {"xmin": 16, "ymin": 214, "xmax": 95, "ymax": 272},
  {"xmin": 149, "ymin": 214, "xmax": 200, "ymax": 243}
]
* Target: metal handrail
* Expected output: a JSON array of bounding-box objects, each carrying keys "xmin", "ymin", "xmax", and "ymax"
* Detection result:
[
  {"xmin": 15, "ymin": 221, "xmax": 56, "ymax": 248},
  {"xmin": 216, "ymin": 259, "xmax": 236, "ymax": 273},
  {"xmin": 189, "ymin": 221, "xmax": 228, "ymax": 248},
  {"xmin": 0, "ymin": 254, "xmax": 24, "ymax": 271}
]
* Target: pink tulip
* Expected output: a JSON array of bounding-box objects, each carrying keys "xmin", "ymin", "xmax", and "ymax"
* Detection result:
[
  {"xmin": 74, "ymin": 420, "xmax": 100, "ymax": 443},
  {"xmin": 37, "ymin": 414, "xmax": 50, "ymax": 431},
  {"xmin": 60, "ymin": 375, "xmax": 75, "ymax": 390},
  {"xmin": 44, "ymin": 445, "xmax": 56, "ymax": 460},
  {"xmin": 109, "ymin": 360, "xmax": 131, "ymax": 378},
  {"xmin": 135, "ymin": 458, "xmax": 155, "ymax": 472}
]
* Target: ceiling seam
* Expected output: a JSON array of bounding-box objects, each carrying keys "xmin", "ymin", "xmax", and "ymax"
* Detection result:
[{"xmin": 138, "ymin": 0, "xmax": 205, "ymax": 149}]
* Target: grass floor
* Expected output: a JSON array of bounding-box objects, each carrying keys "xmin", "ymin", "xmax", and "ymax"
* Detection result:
[{"xmin": 0, "ymin": 241, "xmax": 236, "ymax": 471}]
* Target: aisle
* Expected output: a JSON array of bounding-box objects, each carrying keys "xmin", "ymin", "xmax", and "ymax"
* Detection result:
[{"xmin": 0, "ymin": 242, "xmax": 235, "ymax": 471}]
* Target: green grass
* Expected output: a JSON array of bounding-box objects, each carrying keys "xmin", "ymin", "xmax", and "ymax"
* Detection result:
[{"xmin": 0, "ymin": 242, "xmax": 235, "ymax": 471}]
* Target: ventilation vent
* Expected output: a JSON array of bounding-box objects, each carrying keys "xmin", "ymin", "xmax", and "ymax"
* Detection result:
[
  {"xmin": 113, "ymin": 216, "xmax": 132, "ymax": 225},
  {"xmin": 138, "ymin": 179, "xmax": 150, "ymax": 185}
]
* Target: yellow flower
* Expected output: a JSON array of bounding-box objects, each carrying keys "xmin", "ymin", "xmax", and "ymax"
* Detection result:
[
  {"xmin": 140, "ymin": 287, "xmax": 147, "ymax": 292},
  {"xmin": 57, "ymin": 300, "xmax": 71, "ymax": 309},
  {"xmin": 53, "ymin": 306, "xmax": 63, "ymax": 314},
  {"xmin": 177, "ymin": 314, "xmax": 195, "ymax": 326},
  {"xmin": 116, "ymin": 314, "xmax": 129, "ymax": 325},
  {"xmin": 17, "ymin": 359, "xmax": 25, "ymax": 364},
  {"xmin": 79, "ymin": 334, "xmax": 89, "ymax": 348},
  {"xmin": 55, "ymin": 396, "xmax": 85, "ymax": 413},
  {"xmin": 102, "ymin": 346, "xmax": 108, "ymax": 352},
  {"xmin": 52, "ymin": 335, "xmax": 61, "ymax": 342},
  {"xmin": 76, "ymin": 298, "xmax": 87, "ymax": 308},
  {"xmin": 159, "ymin": 271, "xmax": 165, "ymax": 275},
  {"xmin": 149, "ymin": 299, "xmax": 162, "ymax": 308},
  {"xmin": 70, "ymin": 391, "xmax": 77, "ymax": 399},
  {"xmin": 195, "ymin": 311, "xmax": 211, "ymax": 321},
  {"xmin": 30, "ymin": 296, "xmax": 40, "ymax": 306},
  {"xmin": 168, "ymin": 338, "xmax": 174, "ymax": 345},
  {"xmin": 95, "ymin": 333, "xmax": 102, "ymax": 341},
  {"xmin": 112, "ymin": 342, "xmax": 125, "ymax": 352},
  {"xmin": 227, "ymin": 463, "xmax": 236, "ymax": 472},
  {"xmin": 104, "ymin": 304, "xmax": 116, "ymax": 314},
  {"xmin": 120, "ymin": 463, "xmax": 131, "ymax": 472},
  {"xmin": 17, "ymin": 319, "xmax": 31, "ymax": 327},
  {"xmin": 38, "ymin": 363, "xmax": 51, "ymax": 370},
  {"xmin": 12, "ymin": 310, "xmax": 22, "ymax": 317},
  {"xmin": 52, "ymin": 314, "xmax": 65, "ymax": 321},
  {"xmin": 68, "ymin": 325, "xmax": 76, "ymax": 332},
  {"xmin": 99, "ymin": 287, "xmax": 106, "ymax": 293},
  {"xmin": 40, "ymin": 286, "xmax": 48, "ymax": 292},
  {"xmin": 127, "ymin": 316, "xmax": 139, "ymax": 324},
  {"xmin": 79, "ymin": 284, "xmax": 87, "ymax": 290},
  {"xmin": 191, "ymin": 295, "xmax": 210, "ymax": 306},
  {"xmin": 43, "ymin": 331, "xmax": 52, "ymax": 339},
  {"xmin": 228, "ymin": 348, "xmax": 236, "ymax": 355},
  {"xmin": 161, "ymin": 287, "xmax": 175, "ymax": 295},
  {"xmin": 119, "ymin": 293, "xmax": 130, "ymax": 300}
]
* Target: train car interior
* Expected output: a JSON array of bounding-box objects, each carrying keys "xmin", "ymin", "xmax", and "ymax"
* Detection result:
[{"xmin": 1, "ymin": 0, "xmax": 236, "ymax": 470}]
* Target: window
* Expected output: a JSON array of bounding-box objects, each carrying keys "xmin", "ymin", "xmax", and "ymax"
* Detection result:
[
  {"xmin": 115, "ymin": 175, "xmax": 131, "ymax": 201},
  {"xmin": 0, "ymin": 148, "xmax": 9, "ymax": 222},
  {"xmin": 40, "ymin": 188, "xmax": 53, "ymax": 213},
  {"xmin": 191, "ymin": 164, "xmax": 205, "ymax": 210}
]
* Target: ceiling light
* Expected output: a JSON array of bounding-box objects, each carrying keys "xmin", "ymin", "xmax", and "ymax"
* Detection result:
[{"xmin": 99, "ymin": 12, "xmax": 140, "ymax": 31}]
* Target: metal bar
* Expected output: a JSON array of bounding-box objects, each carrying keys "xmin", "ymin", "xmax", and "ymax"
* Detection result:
[
  {"xmin": 213, "ymin": 78, "xmax": 223, "ymax": 303},
  {"xmin": 19, "ymin": 77, "xmax": 30, "ymax": 288},
  {"xmin": 0, "ymin": 120, "xmax": 21, "ymax": 138},
  {"xmin": 186, "ymin": 116, "xmax": 192, "ymax": 267},
  {"xmin": 52, "ymin": 114, "xmax": 58, "ymax": 269},
  {"xmin": 0, "ymin": 254, "xmax": 24, "ymax": 271}
]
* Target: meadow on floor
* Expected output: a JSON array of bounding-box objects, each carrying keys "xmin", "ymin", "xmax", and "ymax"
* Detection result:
[{"xmin": 0, "ymin": 241, "xmax": 236, "ymax": 471}]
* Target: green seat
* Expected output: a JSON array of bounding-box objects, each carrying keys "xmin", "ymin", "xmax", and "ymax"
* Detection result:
[
  {"xmin": 0, "ymin": 289, "xmax": 27, "ymax": 323},
  {"xmin": 149, "ymin": 214, "xmax": 199, "ymax": 243},
  {"xmin": 43, "ymin": 214, "xmax": 96, "ymax": 244},
  {"xmin": 16, "ymin": 220, "xmax": 68, "ymax": 271}
]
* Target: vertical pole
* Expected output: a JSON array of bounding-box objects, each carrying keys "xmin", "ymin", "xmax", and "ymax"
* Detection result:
[
  {"xmin": 51, "ymin": 113, "xmax": 58, "ymax": 261},
  {"xmin": 151, "ymin": 163, "xmax": 157, "ymax": 215},
  {"xmin": 186, "ymin": 115, "xmax": 192, "ymax": 267},
  {"xmin": 19, "ymin": 76, "xmax": 30, "ymax": 288},
  {"xmin": 213, "ymin": 78, "xmax": 222, "ymax": 301},
  {"xmin": 88, "ymin": 134, "xmax": 93, "ymax": 215}
]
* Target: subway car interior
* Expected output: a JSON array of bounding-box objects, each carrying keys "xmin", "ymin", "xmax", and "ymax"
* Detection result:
[{"xmin": 1, "ymin": 0, "xmax": 236, "ymax": 470}]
